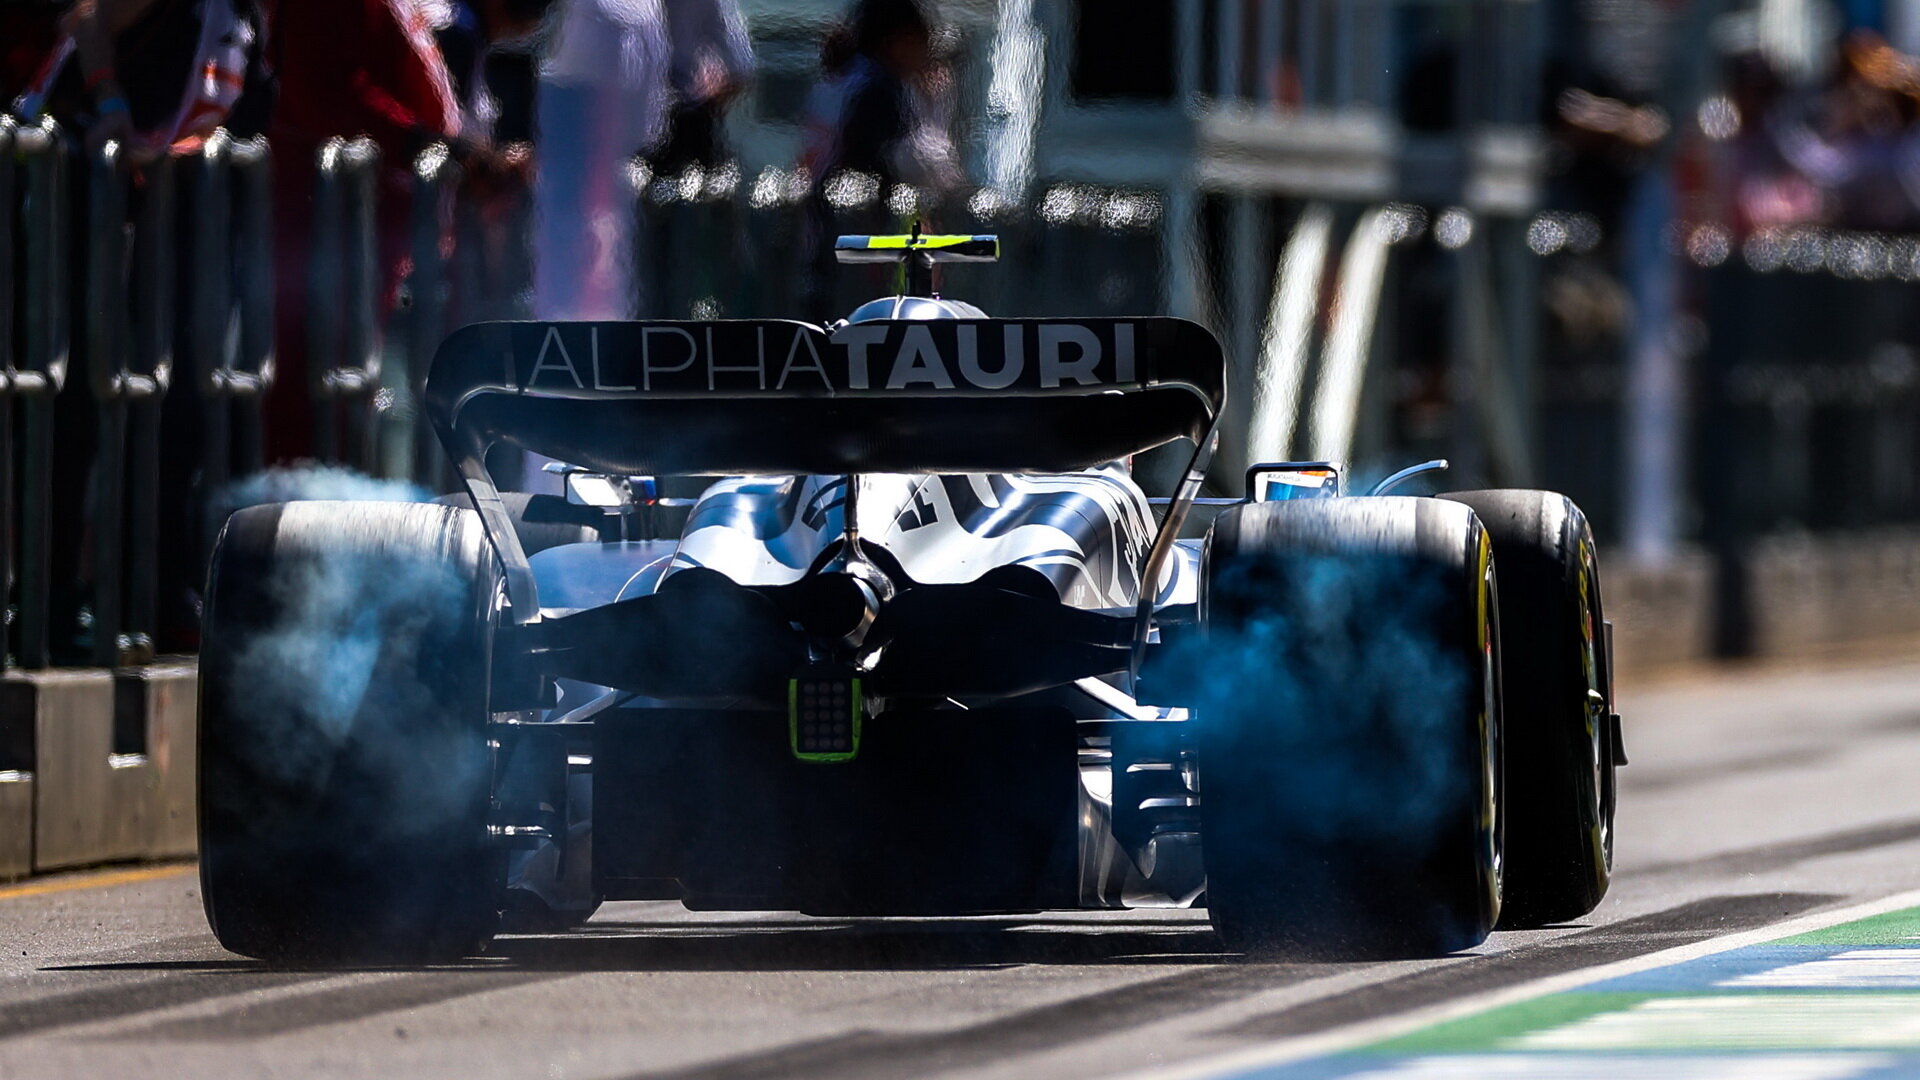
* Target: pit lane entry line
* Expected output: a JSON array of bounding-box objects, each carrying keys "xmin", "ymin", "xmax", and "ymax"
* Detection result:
[
  {"xmin": 1132, "ymin": 886, "xmax": 1920, "ymax": 1080},
  {"xmin": 0, "ymin": 864, "xmax": 193, "ymax": 903}
]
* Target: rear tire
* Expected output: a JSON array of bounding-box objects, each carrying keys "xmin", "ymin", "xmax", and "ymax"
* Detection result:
[
  {"xmin": 1198, "ymin": 497, "xmax": 1502, "ymax": 958},
  {"xmin": 198, "ymin": 501, "xmax": 503, "ymax": 963},
  {"xmin": 1441, "ymin": 489, "xmax": 1613, "ymax": 927}
]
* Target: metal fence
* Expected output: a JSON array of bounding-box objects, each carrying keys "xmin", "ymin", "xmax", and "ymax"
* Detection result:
[
  {"xmin": 1530, "ymin": 222, "xmax": 1920, "ymax": 548},
  {"xmin": 1, "ymin": 121, "xmax": 543, "ymax": 670},
  {"xmin": 1698, "ymin": 241, "xmax": 1920, "ymax": 536},
  {"xmin": 2, "ymin": 116, "xmax": 66, "ymax": 671},
  {"xmin": 3, "ymin": 121, "xmax": 277, "ymax": 670}
]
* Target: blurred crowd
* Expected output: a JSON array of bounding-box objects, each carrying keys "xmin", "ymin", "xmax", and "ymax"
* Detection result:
[
  {"xmin": 1699, "ymin": 29, "xmax": 1920, "ymax": 235},
  {"xmin": 1525, "ymin": 18, "xmax": 1920, "ymax": 365}
]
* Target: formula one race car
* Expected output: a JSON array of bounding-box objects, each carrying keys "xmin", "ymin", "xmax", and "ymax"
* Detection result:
[{"xmin": 196, "ymin": 233, "xmax": 1623, "ymax": 962}]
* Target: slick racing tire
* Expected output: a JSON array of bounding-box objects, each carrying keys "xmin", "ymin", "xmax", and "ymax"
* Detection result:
[
  {"xmin": 1198, "ymin": 497, "xmax": 1502, "ymax": 958},
  {"xmin": 433, "ymin": 490, "xmax": 604, "ymax": 556},
  {"xmin": 1441, "ymin": 490, "xmax": 1613, "ymax": 928},
  {"xmin": 198, "ymin": 501, "xmax": 502, "ymax": 964}
]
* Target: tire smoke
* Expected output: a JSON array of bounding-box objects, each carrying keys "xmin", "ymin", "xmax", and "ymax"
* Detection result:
[{"xmin": 1156, "ymin": 552, "xmax": 1478, "ymax": 846}]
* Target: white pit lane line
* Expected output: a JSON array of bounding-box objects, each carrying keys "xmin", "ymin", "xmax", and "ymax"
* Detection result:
[{"xmin": 1124, "ymin": 886, "xmax": 1920, "ymax": 1080}]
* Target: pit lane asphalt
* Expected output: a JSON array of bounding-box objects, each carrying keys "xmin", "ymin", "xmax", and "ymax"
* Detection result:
[{"xmin": 6, "ymin": 657, "xmax": 1920, "ymax": 1080}]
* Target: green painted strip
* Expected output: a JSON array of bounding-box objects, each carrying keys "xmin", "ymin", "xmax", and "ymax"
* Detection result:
[
  {"xmin": 1778, "ymin": 906, "xmax": 1920, "ymax": 947},
  {"xmin": 1366, "ymin": 992, "xmax": 1652, "ymax": 1054}
]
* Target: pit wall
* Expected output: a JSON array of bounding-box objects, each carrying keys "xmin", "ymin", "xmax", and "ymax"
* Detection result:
[
  {"xmin": 1607, "ymin": 529, "xmax": 1920, "ymax": 675},
  {"xmin": 1, "ymin": 665, "xmax": 197, "ymax": 881},
  {"xmin": 2, "ymin": 534, "xmax": 1917, "ymax": 881}
]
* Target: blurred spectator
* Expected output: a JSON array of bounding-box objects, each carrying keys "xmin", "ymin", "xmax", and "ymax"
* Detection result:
[
  {"xmin": 1544, "ymin": 63, "xmax": 1669, "ymax": 239},
  {"xmin": 1784, "ymin": 30, "xmax": 1920, "ymax": 230},
  {"xmin": 10, "ymin": 0, "xmax": 269, "ymax": 152},
  {"xmin": 799, "ymin": 0, "xmax": 963, "ymax": 315},
  {"xmin": 262, "ymin": 0, "xmax": 464, "ymax": 464},
  {"xmin": 1534, "ymin": 61, "xmax": 1669, "ymax": 354},
  {"xmin": 432, "ymin": 0, "xmax": 553, "ymax": 144},
  {"xmin": 485, "ymin": 44, "xmax": 540, "ymax": 145},
  {"xmin": 803, "ymin": 0, "xmax": 959, "ymax": 194},
  {"xmin": 531, "ymin": 0, "xmax": 754, "ymax": 323},
  {"xmin": 426, "ymin": 0, "xmax": 554, "ymax": 223},
  {"xmin": 1708, "ymin": 50, "xmax": 1824, "ymax": 235},
  {"xmin": 799, "ymin": 23, "xmax": 859, "ymax": 183},
  {"xmin": 1, "ymin": 6, "xmax": 62, "ymax": 105},
  {"xmin": 651, "ymin": 0, "xmax": 755, "ymax": 175},
  {"xmin": 1699, "ymin": 30, "xmax": 1920, "ymax": 235}
]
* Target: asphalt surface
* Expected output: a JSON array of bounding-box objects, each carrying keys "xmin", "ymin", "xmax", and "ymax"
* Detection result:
[{"xmin": 6, "ymin": 658, "xmax": 1920, "ymax": 1080}]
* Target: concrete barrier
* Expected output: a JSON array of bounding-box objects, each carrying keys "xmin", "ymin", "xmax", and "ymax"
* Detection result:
[
  {"xmin": 1747, "ymin": 529, "xmax": 1920, "ymax": 655},
  {"xmin": 0, "ymin": 664, "xmax": 200, "ymax": 880},
  {"xmin": 0, "ymin": 675, "xmax": 30, "ymax": 879},
  {"xmin": 0, "ymin": 773, "xmax": 29, "ymax": 881},
  {"xmin": 1606, "ymin": 549, "xmax": 1718, "ymax": 676},
  {"xmin": 1602, "ymin": 533, "xmax": 1920, "ymax": 679},
  {"xmin": 119, "ymin": 663, "xmax": 199, "ymax": 859},
  {"xmin": 2, "ymin": 669, "xmax": 117, "ymax": 872}
]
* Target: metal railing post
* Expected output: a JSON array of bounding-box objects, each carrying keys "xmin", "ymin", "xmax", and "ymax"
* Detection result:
[
  {"xmin": 125, "ymin": 152, "xmax": 175, "ymax": 660},
  {"xmin": 230, "ymin": 136, "xmax": 273, "ymax": 476},
  {"xmin": 191, "ymin": 132, "xmax": 234, "ymax": 513},
  {"xmin": 309, "ymin": 138, "xmax": 344, "ymax": 463},
  {"xmin": 16, "ymin": 118, "xmax": 68, "ymax": 670},
  {"xmin": 0, "ymin": 116, "xmax": 15, "ymax": 668},
  {"xmin": 308, "ymin": 137, "xmax": 380, "ymax": 468},
  {"xmin": 85, "ymin": 140, "xmax": 131, "ymax": 667},
  {"xmin": 180, "ymin": 132, "xmax": 271, "ymax": 595},
  {"xmin": 400, "ymin": 142, "xmax": 457, "ymax": 484},
  {"xmin": 341, "ymin": 138, "xmax": 379, "ymax": 470},
  {"xmin": 1216, "ymin": 0, "xmax": 1244, "ymax": 102}
]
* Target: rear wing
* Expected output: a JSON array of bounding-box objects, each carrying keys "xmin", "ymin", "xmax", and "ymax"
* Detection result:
[
  {"xmin": 426, "ymin": 318, "xmax": 1221, "ymax": 475},
  {"xmin": 425, "ymin": 318, "xmax": 1226, "ymax": 624}
]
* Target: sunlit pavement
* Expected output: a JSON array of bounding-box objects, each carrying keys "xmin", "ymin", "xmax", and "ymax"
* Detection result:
[{"xmin": 7, "ymin": 658, "xmax": 1920, "ymax": 1080}]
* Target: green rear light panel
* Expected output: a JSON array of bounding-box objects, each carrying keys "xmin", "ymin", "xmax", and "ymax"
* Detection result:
[{"xmin": 789, "ymin": 677, "xmax": 863, "ymax": 762}]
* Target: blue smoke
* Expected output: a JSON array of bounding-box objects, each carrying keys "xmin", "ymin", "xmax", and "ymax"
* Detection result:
[
  {"xmin": 214, "ymin": 501, "xmax": 481, "ymax": 842},
  {"xmin": 1154, "ymin": 551, "xmax": 1477, "ymax": 845},
  {"xmin": 211, "ymin": 467, "xmax": 448, "ymax": 790},
  {"xmin": 215, "ymin": 464, "xmax": 429, "ymax": 520}
]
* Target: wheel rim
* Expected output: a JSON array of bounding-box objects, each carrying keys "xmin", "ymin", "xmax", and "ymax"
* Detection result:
[
  {"xmin": 1481, "ymin": 535, "xmax": 1504, "ymax": 908},
  {"xmin": 1580, "ymin": 545, "xmax": 1614, "ymax": 872}
]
